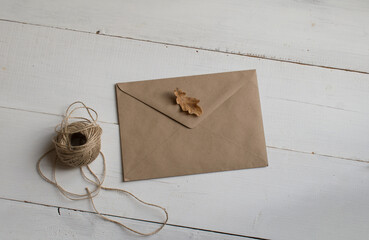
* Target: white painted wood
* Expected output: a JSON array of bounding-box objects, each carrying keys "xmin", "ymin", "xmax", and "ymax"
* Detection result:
[
  {"xmin": 0, "ymin": 0, "xmax": 368, "ymax": 72},
  {"xmin": 1, "ymin": 107, "xmax": 369, "ymax": 240},
  {"xmin": 0, "ymin": 5, "xmax": 369, "ymax": 239},
  {"xmin": 0, "ymin": 21, "xmax": 368, "ymax": 162},
  {"xmin": 0, "ymin": 199, "xmax": 252, "ymax": 240}
]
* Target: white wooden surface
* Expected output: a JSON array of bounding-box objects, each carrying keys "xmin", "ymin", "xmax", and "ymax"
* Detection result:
[
  {"xmin": 0, "ymin": 199, "xmax": 253, "ymax": 240},
  {"xmin": 0, "ymin": 0, "xmax": 368, "ymax": 73},
  {"xmin": 0, "ymin": 1, "xmax": 369, "ymax": 239}
]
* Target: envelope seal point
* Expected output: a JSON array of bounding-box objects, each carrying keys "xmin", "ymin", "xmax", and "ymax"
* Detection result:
[{"xmin": 174, "ymin": 88, "xmax": 203, "ymax": 117}]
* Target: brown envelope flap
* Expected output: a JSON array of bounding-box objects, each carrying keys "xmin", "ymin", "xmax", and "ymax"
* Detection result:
[{"xmin": 116, "ymin": 70, "xmax": 256, "ymax": 128}]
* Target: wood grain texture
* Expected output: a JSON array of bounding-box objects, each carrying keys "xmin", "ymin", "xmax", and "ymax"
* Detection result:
[
  {"xmin": 1, "ymin": 2, "xmax": 369, "ymax": 239},
  {"xmin": 0, "ymin": 199, "xmax": 254, "ymax": 240},
  {"xmin": 0, "ymin": 21, "xmax": 368, "ymax": 162},
  {"xmin": 0, "ymin": 0, "xmax": 368, "ymax": 72},
  {"xmin": 1, "ymin": 107, "xmax": 369, "ymax": 240}
]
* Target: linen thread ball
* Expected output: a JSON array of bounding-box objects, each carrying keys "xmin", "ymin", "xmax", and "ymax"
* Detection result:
[
  {"xmin": 37, "ymin": 101, "xmax": 168, "ymax": 236},
  {"xmin": 53, "ymin": 103, "xmax": 102, "ymax": 167}
]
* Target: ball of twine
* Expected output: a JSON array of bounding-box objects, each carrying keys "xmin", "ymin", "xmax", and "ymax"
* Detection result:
[
  {"xmin": 37, "ymin": 101, "xmax": 168, "ymax": 236},
  {"xmin": 53, "ymin": 102, "xmax": 102, "ymax": 167}
]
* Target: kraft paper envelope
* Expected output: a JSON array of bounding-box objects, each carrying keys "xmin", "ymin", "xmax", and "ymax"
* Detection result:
[{"xmin": 116, "ymin": 70, "xmax": 268, "ymax": 181}]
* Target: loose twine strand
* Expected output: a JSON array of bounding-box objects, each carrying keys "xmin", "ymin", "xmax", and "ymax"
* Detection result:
[{"xmin": 36, "ymin": 101, "xmax": 168, "ymax": 236}]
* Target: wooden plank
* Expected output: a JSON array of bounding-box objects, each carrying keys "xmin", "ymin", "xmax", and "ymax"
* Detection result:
[
  {"xmin": 1, "ymin": 107, "xmax": 369, "ymax": 239},
  {"xmin": 0, "ymin": 199, "xmax": 253, "ymax": 240},
  {"xmin": 0, "ymin": 21, "xmax": 368, "ymax": 162},
  {"xmin": 0, "ymin": 0, "xmax": 368, "ymax": 72}
]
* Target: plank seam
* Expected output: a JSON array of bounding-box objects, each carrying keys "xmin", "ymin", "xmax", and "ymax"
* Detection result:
[
  {"xmin": 0, "ymin": 196, "xmax": 268, "ymax": 240},
  {"xmin": 1, "ymin": 105, "xmax": 367, "ymax": 164},
  {"xmin": 0, "ymin": 18, "xmax": 367, "ymax": 75}
]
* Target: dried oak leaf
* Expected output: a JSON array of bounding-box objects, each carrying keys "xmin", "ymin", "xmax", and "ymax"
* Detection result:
[{"xmin": 174, "ymin": 88, "xmax": 203, "ymax": 117}]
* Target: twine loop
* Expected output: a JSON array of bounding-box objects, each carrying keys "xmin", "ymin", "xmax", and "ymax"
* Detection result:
[{"xmin": 37, "ymin": 101, "xmax": 168, "ymax": 236}]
